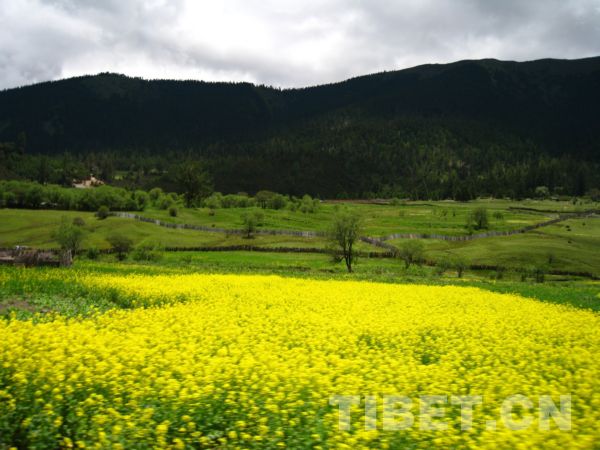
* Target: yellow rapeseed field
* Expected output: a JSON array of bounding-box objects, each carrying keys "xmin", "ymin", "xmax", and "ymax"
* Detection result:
[{"xmin": 1, "ymin": 274, "xmax": 599, "ymax": 449}]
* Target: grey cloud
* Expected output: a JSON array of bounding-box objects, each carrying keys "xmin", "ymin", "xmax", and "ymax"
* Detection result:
[{"xmin": 0, "ymin": 0, "xmax": 599, "ymax": 91}]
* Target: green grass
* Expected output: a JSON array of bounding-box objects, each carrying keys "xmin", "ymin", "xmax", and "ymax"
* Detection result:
[
  {"xmin": 1, "ymin": 199, "xmax": 598, "ymax": 277},
  {"xmin": 0, "ymin": 209, "xmax": 383, "ymax": 252},
  {"xmin": 138, "ymin": 199, "xmax": 561, "ymax": 237},
  {"xmin": 398, "ymin": 216, "xmax": 600, "ymax": 275}
]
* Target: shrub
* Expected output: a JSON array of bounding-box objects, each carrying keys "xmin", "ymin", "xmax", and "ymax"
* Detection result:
[
  {"xmin": 268, "ymin": 194, "xmax": 288, "ymax": 210},
  {"xmin": 148, "ymin": 187, "xmax": 163, "ymax": 203},
  {"xmin": 299, "ymin": 195, "xmax": 319, "ymax": 213},
  {"xmin": 86, "ymin": 247, "xmax": 100, "ymax": 260},
  {"xmin": 587, "ymin": 188, "xmax": 600, "ymax": 202},
  {"xmin": 520, "ymin": 270, "xmax": 528, "ymax": 282},
  {"xmin": 221, "ymin": 194, "xmax": 248, "ymax": 208},
  {"xmin": 133, "ymin": 190, "xmax": 150, "ymax": 210},
  {"xmin": 532, "ymin": 265, "xmax": 547, "ymax": 283},
  {"xmin": 131, "ymin": 244, "xmax": 162, "ymax": 262},
  {"xmin": 238, "ymin": 195, "xmax": 256, "ymax": 208},
  {"xmin": 168, "ymin": 206, "xmax": 178, "ymax": 217},
  {"xmin": 253, "ymin": 210, "xmax": 265, "ymax": 226},
  {"xmin": 72, "ymin": 217, "xmax": 86, "ymax": 227},
  {"xmin": 495, "ymin": 265, "xmax": 506, "ymax": 280},
  {"xmin": 435, "ymin": 258, "xmax": 451, "ymax": 276},
  {"xmin": 96, "ymin": 205, "xmax": 110, "ymax": 220},
  {"xmin": 158, "ymin": 195, "xmax": 174, "ymax": 210},
  {"xmin": 204, "ymin": 193, "xmax": 222, "ymax": 209},
  {"xmin": 534, "ymin": 186, "xmax": 550, "ymax": 199}
]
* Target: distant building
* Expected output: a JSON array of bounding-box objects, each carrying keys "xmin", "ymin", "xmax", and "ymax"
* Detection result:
[{"xmin": 73, "ymin": 175, "xmax": 105, "ymax": 189}]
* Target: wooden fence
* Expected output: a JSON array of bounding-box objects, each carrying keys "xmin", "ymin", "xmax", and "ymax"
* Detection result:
[
  {"xmin": 375, "ymin": 210, "xmax": 599, "ymax": 242},
  {"xmin": 111, "ymin": 212, "xmax": 324, "ymax": 238},
  {"xmin": 112, "ymin": 210, "xmax": 599, "ymax": 245}
]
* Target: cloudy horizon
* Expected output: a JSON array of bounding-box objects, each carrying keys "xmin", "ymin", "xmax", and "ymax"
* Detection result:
[{"xmin": 1, "ymin": 0, "xmax": 599, "ymax": 91}]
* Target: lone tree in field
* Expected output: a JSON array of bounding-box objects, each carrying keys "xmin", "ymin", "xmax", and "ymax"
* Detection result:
[
  {"xmin": 241, "ymin": 210, "xmax": 264, "ymax": 238},
  {"xmin": 107, "ymin": 234, "xmax": 134, "ymax": 261},
  {"xmin": 328, "ymin": 209, "xmax": 362, "ymax": 273},
  {"xmin": 52, "ymin": 218, "xmax": 85, "ymax": 266},
  {"xmin": 467, "ymin": 207, "xmax": 489, "ymax": 231},
  {"xmin": 176, "ymin": 161, "xmax": 212, "ymax": 208},
  {"xmin": 396, "ymin": 240, "xmax": 424, "ymax": 269},
  {"xmin": 450, "ymin": 255, "xmax": 468, "ymax": 278},
  {"xmin": 242, "ymin": 212, "xmax": 257, "ymax": 238}
]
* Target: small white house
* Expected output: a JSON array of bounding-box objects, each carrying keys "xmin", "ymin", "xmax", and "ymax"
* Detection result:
[{"xmin": 73, "ymin": 175, "xmax": 105, "ymax": 189}]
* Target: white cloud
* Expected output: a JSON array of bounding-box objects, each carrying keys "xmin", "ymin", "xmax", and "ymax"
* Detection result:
[{"xmin": 0, "ymin": 0, "xmax": 599, "ymax": 90}]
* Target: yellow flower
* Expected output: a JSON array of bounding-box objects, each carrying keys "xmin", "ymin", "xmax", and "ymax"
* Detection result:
[{"xmin": 0, "ymin": 272, "xmax": 598, "ymax": 449}]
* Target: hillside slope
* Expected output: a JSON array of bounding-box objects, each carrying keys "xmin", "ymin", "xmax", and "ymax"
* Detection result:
[{"xmin": 0, "ymin": 57, "xmax": 599, "ymax": 198}]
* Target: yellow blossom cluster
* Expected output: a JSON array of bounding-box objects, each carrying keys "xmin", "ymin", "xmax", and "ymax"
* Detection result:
[{"xmin": 1, "ymin": 274, "xmax": 599, "ymax": 448}]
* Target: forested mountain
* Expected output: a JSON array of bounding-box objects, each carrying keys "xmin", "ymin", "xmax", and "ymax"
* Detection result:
[{"xmin": 1, "ymin": 57, "xmax": 599, "ymax": 198}]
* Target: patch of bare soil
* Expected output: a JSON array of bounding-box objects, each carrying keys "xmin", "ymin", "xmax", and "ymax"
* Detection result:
[{"xmin": 0, "ymin": 299, "xmax": 50, "ymax": 314}]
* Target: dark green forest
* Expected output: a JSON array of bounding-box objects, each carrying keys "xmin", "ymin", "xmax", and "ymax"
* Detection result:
[{"xmin": 1, "ymin": 57, "xmax": 599, "ymax": 199}]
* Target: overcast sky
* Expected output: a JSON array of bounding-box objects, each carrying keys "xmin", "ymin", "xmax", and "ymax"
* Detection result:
[{"xmin": 1, "ymin": 0, "xmax": 599, "ymax": 90}]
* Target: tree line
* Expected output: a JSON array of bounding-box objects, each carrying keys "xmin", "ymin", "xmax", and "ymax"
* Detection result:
[
  {"xmin": 1, "ymin": 116, "xmax": 598, "ymax": 201},
  {"xmin": 0, "ymin": 180, "xmax": 324, "ymax": 216}
]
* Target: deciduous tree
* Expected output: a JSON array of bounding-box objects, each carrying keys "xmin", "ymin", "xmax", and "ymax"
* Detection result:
[{"xmin": 328, "ymin": 209, "xmax": 362, "ymax": 273}]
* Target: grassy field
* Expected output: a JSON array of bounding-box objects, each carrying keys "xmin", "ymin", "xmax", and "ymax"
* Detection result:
[
  {"xmin": 400, "ymin": 217, "xmax": 600, "ymax": 275},
  {"xmin": 2, "ymin": 199, "xmax": 599, "ymax": 276},
  {"xmin": 136, "ymin": 199, "xmax": 577, "ymax": 236},
  {"xmin": 0, "ymin": 209, "xmax": 385, "ymax": 253}
]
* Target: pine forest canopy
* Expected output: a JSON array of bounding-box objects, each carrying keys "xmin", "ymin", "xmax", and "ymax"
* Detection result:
[{"xmin": 0, "ymin": 56, "xmax": 599, "ymax": 199}]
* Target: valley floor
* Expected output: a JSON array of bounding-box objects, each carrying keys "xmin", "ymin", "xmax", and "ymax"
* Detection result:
[{"xmin": 1, "ymin": 199, "xmax": 598, "ymax": 278}]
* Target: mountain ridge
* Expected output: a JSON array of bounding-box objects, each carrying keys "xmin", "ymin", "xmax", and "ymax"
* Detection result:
[
  {"xmin": 1, "ymin": 56, "xmax": 599, "ymax": 157},
  {"xmin": 4, "ymin": 55, "xmax": 600, "ymax": 92}
]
